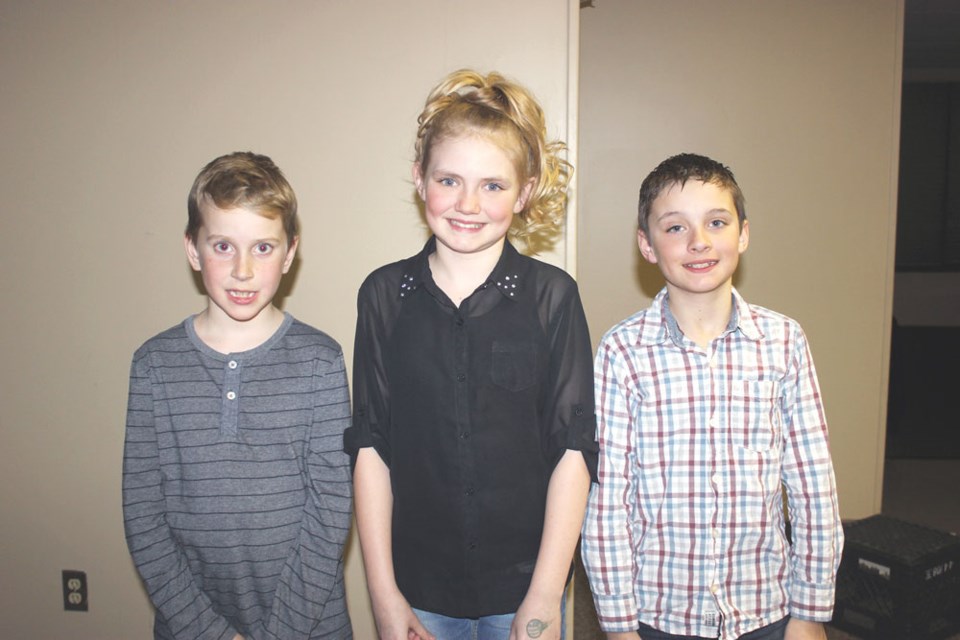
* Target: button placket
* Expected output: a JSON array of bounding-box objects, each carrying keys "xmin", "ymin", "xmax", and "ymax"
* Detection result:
[{"xmin": 220, "ymin": 357, "xmax": 242, "ymax": 436}]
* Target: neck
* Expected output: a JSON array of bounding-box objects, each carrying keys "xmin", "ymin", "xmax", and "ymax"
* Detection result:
[
  {"xmin": 666, "ymin": 284, "xmax": 733, "ymax": 349},
  {"xmin": 193, "ymin": 305, "xmax": 284, "ymax": 353},
  {"xmin": 429, "ymin": 239, "xmax": 505, "ymax": 307}
]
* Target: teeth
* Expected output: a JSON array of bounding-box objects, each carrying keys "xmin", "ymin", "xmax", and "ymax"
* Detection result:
[
  {"xmin": 687, "ymin": 262, "xmax": 715, "ymax": 268},
  {"xmin": 230, "ymin": 291, "xmax": 254, "ymax": 298},
  {"xmin": 449, "ymin": 219, "xmax": 483, "ymax": 230}
]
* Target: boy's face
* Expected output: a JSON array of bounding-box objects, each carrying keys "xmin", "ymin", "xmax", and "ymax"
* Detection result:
[
  {"xmin": 185, "ymin": 202, "xmax": 298, "ymax": 327},
  {"xmin": 638, "ymin": 179, "xmax": 748, "ymax": 299}
]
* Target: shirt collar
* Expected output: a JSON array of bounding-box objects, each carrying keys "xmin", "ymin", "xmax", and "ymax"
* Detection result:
[
  {"xmin": 638, "ymin": 286, "xmax": 763, "ymax": 347},
  {"xmin": 397, "ymin": 236, "xmax": 526, "ymax": 302}
]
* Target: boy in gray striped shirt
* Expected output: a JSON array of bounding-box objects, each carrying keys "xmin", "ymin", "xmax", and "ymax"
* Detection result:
[{"xmin": 123, "ymin": 152, "xmax": 353, "ymax": 639}]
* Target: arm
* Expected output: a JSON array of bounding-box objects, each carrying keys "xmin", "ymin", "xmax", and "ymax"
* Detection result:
[
  {"xmin": 354, "ymin": 448, "xmax": 434, "ymax": 640},
  {"xmin": 784, "ymin": 618, "xmax": 827, "ymax": 640},
  {"xmin": 348, "ymin": 275, "xmax": 434, "ymax": 640},
  {"xmin": 780, "ymin": 329, "xmax": 844, "ymax": 622},
  {"xmin": 257, "ymin": 352, "xmax": 354, "ymax": 639},
  {"xmin": 581, "ymin": 339, "xmax": 641, "ymax": 634},
  {"xmin": 511, "ymin": 450, "xmax": 591, "ymax": 640},
  {"xmin": 122, "ymin": 352, "xmax": 238, "ymax": 640}
]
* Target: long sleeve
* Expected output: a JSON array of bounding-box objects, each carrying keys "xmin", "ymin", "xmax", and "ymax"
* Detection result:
[
  {"xmin": 581, "ymin": 337, "xmax": 639, "ymax": 633},
  {"xmin": 256, "ymin": 353, "xmax": 353, "ymax": 639},
  {"xmin": 122, "ymin": 350, "xmax": 236, "ymax": 640},
  {"xmin": 780, "ymin": 329, "xmax": 843, "ymax": 621},
  {"xmin": 343, "ymin": 272, "xmax": 393, "ymax": 464}
]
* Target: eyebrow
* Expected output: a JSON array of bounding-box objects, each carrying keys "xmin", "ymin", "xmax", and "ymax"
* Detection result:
[{"xmin": 655, "ymin": 207, "xmax": 733, "ymax": 221}]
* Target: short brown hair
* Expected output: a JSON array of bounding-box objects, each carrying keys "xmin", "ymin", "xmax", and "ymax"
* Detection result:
[
  {"xmin": 638, "ymin": 153, "xmax": 746, "ymax": 235},
  {"xmin": 186, "ymin": 151, "xmax": 298, "ymax": 243}
]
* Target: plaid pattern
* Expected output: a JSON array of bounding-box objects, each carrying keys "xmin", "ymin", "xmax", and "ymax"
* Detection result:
[{"xmin": 582, "ymin": 288, "xmax": 842, "ymax": 639}]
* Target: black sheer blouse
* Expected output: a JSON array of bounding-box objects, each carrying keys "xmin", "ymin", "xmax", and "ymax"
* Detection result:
[{"xmin": 345, "ymin": 237, "xmax": 597, "ymax": 618}]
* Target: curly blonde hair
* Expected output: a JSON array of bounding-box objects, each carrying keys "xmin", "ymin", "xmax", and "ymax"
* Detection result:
[{"xmin": 414, "ymin": 69, "xmax": 571, "ymax": 250}]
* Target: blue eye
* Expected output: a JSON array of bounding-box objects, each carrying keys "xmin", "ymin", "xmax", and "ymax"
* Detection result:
[
  {"xmin": 438, "ymin": 177, "xmax": 456, "ymax": 187},
  {"xmin": 666, "ymin": 225, "xmax": 683, "ymax": 233},
  {"xmin": 484, "ymin": 183, "xmax": 505, "ymax": 192},
  {"xmin": 709, "ymin": 219, "xmax": 728, "ymax": 228}
]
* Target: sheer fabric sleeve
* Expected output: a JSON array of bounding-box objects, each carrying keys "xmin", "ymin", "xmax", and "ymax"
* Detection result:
[
  {"xmin": 538, "ymin": 272, "xmax": 598, "ymax": 479},
  {"xmin": 344, "ymin": 272, "xmax": 394, "ymax": 467}
]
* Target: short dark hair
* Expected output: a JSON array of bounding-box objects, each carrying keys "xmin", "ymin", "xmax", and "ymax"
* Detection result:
[{"xmin": 637, "ymin": 153, "xmax": 746, "ymax": 234}]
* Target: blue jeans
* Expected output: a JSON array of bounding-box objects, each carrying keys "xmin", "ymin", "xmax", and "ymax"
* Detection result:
[
  {"xmin": 635, "ymin": 616, "xmax": 788, "ymax": 640},
  {"xmin": 413, "ymin": 596, "xmax": 567, "ymax": 640}
]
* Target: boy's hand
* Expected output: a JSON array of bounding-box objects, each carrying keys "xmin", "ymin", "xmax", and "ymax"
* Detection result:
[
  {"xmin": 784, "ymin": 618, "xmax": 827, "ymax": 640},
  {"xmin": 233, "ymin": 635, "xmax": 244, "ymax": 640},
  {"xmin": 606, "ymin": 632, "xmax": 641, "ymax": 640},
  {"xmin": 509, "ymin": 591, "xmax": 560, "ymax": 640}
]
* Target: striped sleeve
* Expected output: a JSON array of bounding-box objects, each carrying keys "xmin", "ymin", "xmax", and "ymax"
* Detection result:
[
  {"xmin": 122, "ymin": 348, "xmax": 236, "ymax": 640},
  {"xmin": 581, "ymin": 335, "xmax": 639, "ymax": 632},
  {"xmin": 258, "ymin": 351, "xmax": 354, "ymax": 639}
]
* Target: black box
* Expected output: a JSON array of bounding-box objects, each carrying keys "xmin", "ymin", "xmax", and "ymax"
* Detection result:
[{"xmin": 832, "ymin": 515, "xmax": 960, "ymax": 639}]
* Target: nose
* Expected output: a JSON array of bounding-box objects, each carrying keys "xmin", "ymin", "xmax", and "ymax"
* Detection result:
[
  {"xmin": 689, "ymin": 226, "xmax": 711, "ymax": 252},
  {"xmin": 232, "ymin": 253, "xmax": 254, "ymax": 280},
  {"xmin": 456, "ymin": 189, "xmax": 481, "ymax": 215}
]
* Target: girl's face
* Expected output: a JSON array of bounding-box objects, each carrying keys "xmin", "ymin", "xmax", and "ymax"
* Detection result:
[{"xmin": 414, "ymin": 134, "xmax": 533, "ymax": 260}]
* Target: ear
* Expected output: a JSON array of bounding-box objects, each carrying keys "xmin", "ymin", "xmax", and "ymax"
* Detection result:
[
  {"xmin": 282, "ymin": 236, "xmax": 300, "ymax": 274},
  {"xmin": 412, "ymin": 163, "xmax": 426, "ymax": 201},
  {"xmin": 513, "ymin": 178, "xmax": 536, "ymax": 214},
  {"xmin": 738, "ymin": 219, "xmax": 750, "ymax": 254},
  {"xmin": 637, "ymin": 229, "xmax": 659, "ymax": 264},
  {"xmin": 184, "ymin": 234, "xmax": 202, "ymax": 272}
]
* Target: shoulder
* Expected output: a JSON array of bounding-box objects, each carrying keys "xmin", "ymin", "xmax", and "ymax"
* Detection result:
[
  {"xmin": 739, "ymin": 295, "xmax": 807, "ymax": 341},
  {"xmin": 282, "ymin": 317, "xmax": 346, "ymax": 366},
  {"xmin": 131, "ymin": 320, "xmax": 192, "ymax": 363},
  {"xmin": 598, "ymin": 307, "xmax": 654, "ymax": 352},
  {"xmin": 358, "ymin": 257, "xmax": 411, "ymax": 302},
  {"xmin": 518, "ymin": 255, "xmax": 581, "ymax": 302}
]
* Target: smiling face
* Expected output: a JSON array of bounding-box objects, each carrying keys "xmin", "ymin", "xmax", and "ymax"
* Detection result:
[
  {"xmin": 185, "ymin": 201, "xmax": 298, "ymax": 329},
  {"xmin": 638, "ymin": 179, "xmax": 749, "ymax": 301},
  {"xmin": 414, "ymin": 133, "xmax": 533, "ymax": 261}
]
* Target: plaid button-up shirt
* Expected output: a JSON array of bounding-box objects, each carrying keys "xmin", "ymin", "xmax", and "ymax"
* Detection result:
[{"xmin": 582, "ymin": 288, "xmax": 842, "ymax": 639}]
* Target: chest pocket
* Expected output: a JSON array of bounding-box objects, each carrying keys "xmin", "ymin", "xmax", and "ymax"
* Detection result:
[
  {"xmin": 491, "ymin": 340, "xmax": 537, "ymax": 392},
  {"xmin": 727, "ymin": 380, "xmax": 782, "ymax": 452}
]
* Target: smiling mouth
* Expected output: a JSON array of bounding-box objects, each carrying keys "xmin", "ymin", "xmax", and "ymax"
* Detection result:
[
  {"xmin": 684, "ymin": 260, "xmax": 717, "ymax": 270},
  {"xmin": 228, "ymin": 290, "xmax": 256, "ymax": 303},
  {"xmin": 448, "ymin": 219, "xmax": 484, "ymax": 231}
]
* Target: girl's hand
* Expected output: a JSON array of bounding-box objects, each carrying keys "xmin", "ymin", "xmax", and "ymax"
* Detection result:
[
  {"xmin": 509, "ymin": 592, "xmax": 561, "ymax": 640},
  {"xmin": 370, "ymin": 589, "xmax": 435, "ymax": 640},
  {"xmin": 606, "ymin": 633, "xmax": 640, "ymax": 640},
  {"xmin": 784, "ymin": 618, "xmax": 827, "ymax": 640}
]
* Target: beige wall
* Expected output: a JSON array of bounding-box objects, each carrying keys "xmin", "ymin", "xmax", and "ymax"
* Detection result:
[
  {"xmin": 578, "ymin": 0, "xmax": 902, "ymax": 520},
  {"xmin": 0, "ymin": 1, "xmax": 576, "ymax": 637}
]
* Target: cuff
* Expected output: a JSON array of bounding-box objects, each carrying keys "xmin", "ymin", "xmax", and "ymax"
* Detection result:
[
  {"xmin": 593, "ymin": 592, "xmax": 639, "ymax": 633},
  {"xmin": 789, "ymin": 579, "xmax": 837, "ymax": 622}
]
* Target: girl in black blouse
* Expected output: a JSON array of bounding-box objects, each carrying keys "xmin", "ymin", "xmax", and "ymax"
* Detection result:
[{"xmin": 346, "ymin": 69, "xmax": 597, "ymax": 640}]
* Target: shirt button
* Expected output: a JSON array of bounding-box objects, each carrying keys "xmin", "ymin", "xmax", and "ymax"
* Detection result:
[
  {"xmin": 712, "ymin": 528, "xmax": 719, "ymax": 539},
  {"xmin": 468, "ymin": 542, "xmax": 477, "ymax": 550},
  {"xmin": 456, "ymin": 317, "xmax": 465, "ymax": 326},
  {"xmin": 459, "ymin": 432, "xmax": 470, "ymax": 440},
  {"xmin": 710, "ymin": 583, "xmax": 719, "ymax": 594},
  {"xmin": 226, "ymin": 391, "xmax": 237, "ymax": 400},
  {"xmin": 228, "ymin": 360, "xmax": 238, "ymax": 369},
  {"xmin": 575, "ymin": 407, "xmax": 584, "ymax": 417},
  {"xmin": 465, "ymin": 487, "xmax": 475, "ymax": 496},
  {"xmin": 712, "ymin": 474, "xmax": 720, "ymax": 485},
  {"xmin": 457, "ymin": 373, "xmax": 466, "ymax": 382}
]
